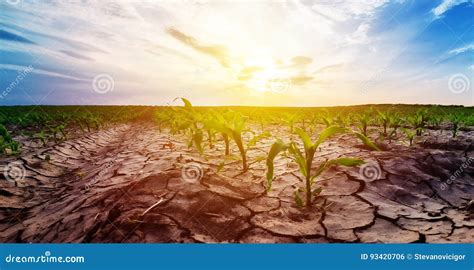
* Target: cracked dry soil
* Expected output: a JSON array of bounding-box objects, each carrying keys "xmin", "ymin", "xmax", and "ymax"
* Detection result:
[{"xmin": 0, "ymin": 122, "xmax": 472, "ymax": 243}]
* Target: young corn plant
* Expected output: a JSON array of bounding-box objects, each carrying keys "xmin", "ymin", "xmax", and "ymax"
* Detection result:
[
  {"xmin": 206, "ymin": 112, "xmax": 233, "ymax": 156},
  {"xmin": 266, "ymin": 126, "xmax": 379, "ymax": 208},
  {"xmin": 202, "ymin": 114, "xmax": 220, "ymax": 149},
  {"xmin": 223, "ymin": 112, "xmax": 270, "ymax": 171},
  {"xmin": 377, "ymin": 111, "xmax": 391, "ymax": 136},
  {"xmin": 0, "ymin": 124, "xmax": 20, "ymax": 154},
  {"xmin": 36, "ymin": 130, "xmax": 48, "ymax": 146},
  {"xmin": 401, "ymin": 128, "xmax": 416, "ymax": 146},
  {"xmin": 255, "ymin": 114, "xmax": 266, "ymax": 132},
  {"xmin": 428, "ymin": 115, "xmax": 443, "ymax": 130},
  {"xmin": 282, "ymin": 113, "xmax": 300, "ymax": 134},
  {"xmin": 448, "ymin": 114, "xmax": 463, "ymax": 138},
  {"xmin": 386, "ymin": 113, "xmax": 402, "ymax": 143},
  {"xmin": 187, "ymin": 122, "xmax": 205, "ymax": 155},
  {"xmin": 321, "ymin": 113, "xmax": 334, "ymax": 128},
  {"xmin": 308, "ymin": 114, "xmax": 319, "ymax": 133},
  {"xmin": 407, "ymin": 109, "xmax": 429, "ymax": 136},
  {"xmin": 427, "ymin": 115, "xmax": 444, "ymax": 140},
  {"xmin": 174, "ymin": 98, "xmax": 205, "ymax": 155},
  {"xmin": 155, "ymin": 109, "xmax": 172, "ymax": 132},
  {"xmin": 355, "ymin": 113, "xmax": 371, "ymax": 136},
  {"xmin": 334, "ymin": 113, "xmax": 350, "ymax": 128},
  {"xmin": 50, "ymin": 124, "xmax": 67, "ymax": 142}
]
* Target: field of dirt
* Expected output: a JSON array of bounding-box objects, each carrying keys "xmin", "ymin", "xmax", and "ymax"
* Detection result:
[{"xmin": 0, "ymin": 122, "xmax": 473, "ymax": 243}]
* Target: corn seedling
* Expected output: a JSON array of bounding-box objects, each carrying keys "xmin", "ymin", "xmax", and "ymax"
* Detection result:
[
  {"xmin": 402, "ymin": 128, "xmax": 416, "ymax": 146},
  {"xmin": 448, "ymin": 114, "xmax": 463, "ymax": 138},
  {"xmin": 49, "ymin": 125, "xmax": 64, "ymax": 143},
  {"xmin": 224, "ymin": 112, "xmax": 270, "ymax": 171},
  {"xmin": 334, "ymin": 113, "xmax": 350, "ymax": 128},
  {"xmin": 321, "ymin": 114, "xmax": 334, "ymax": 128},
  {"xmin": 206, "ymin": 112, "xmax": 233, "ymax": 155},
  {"xmin": 266, "ymin": 126, "xmax": 379, "ymax": 208},
  {"xmin": 0, "ymin": 124, "xmax": 20, "ymax": 154},
  {"xmin": 428, "ymin": 115, "xmax": 443, "ymax": 130},
  {"xmin": 407, "ymin": 109, "xmax": 429, "ymax": 136},
  {"xmin": 36, "ymin": 130, "xmax": 48, "ymax": 146},
  {"xmin": 282, "ymin": 113, "xmax": 300, "ymax": 134},
  {"xmin": 355, "ymin": 113, "xmax": 371, "ymax": 136},
  {"xmin": 377, "ymin": 111, "xmax": 391, "ymax": 136}
]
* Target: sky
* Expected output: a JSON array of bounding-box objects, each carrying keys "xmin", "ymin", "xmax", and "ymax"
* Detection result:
[{"xmin": 0, "ymin": 0, "xmax": 473, "ymax": 106}]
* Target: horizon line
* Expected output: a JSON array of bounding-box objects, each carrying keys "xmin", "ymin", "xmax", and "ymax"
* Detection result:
[{"xmin": 0, "ymin": 103, "xmax": 473, "ymax": 108}]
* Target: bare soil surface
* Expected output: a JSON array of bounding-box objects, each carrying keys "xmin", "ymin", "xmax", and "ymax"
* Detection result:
[{"xmin": 0, "ymin": 122, "xmax": 473, "ymax": 243}]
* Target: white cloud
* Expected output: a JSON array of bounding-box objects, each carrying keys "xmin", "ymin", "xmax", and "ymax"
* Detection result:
[
  {"xmin": 432, "ymin": 0, "xmax": 470, "ymax": 18},
  {"xmin": 305, "ymin": 0, "xmax": 389, "ymax": 22},
  {"xmin": 448, "ymin": 44, "xmax": 474, "ymax": 55},
  {"xmin": 348, "ymin": 23, "xmax": 371, "ymax": 44}
]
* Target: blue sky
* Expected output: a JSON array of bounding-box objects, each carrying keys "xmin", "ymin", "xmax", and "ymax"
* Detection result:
[{"xmin": 0, "ymin": 0, "xmax": 472, "ymax": 106}]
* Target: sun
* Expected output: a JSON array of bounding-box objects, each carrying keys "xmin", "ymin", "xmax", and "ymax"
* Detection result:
[
  {"xmin": 246, "ymin": 69, "xmax": 274, "ymax": 93},
  {"xmin": 241, "ymin": 55, "xmax": 291, "ymax": 94}
]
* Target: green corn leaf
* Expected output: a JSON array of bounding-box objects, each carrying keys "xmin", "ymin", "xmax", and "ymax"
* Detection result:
[
  {"xmin": 253, "ymin": 155, "xmax": 267, "ymax": 162},
  {"xmin": 312, "ymin": 187, "xmax": 322, "ymax": 196},
  {"xmin": 328, "ymin": 157, "xmax": 365, "ymax": 167},
  {"xmin": 310, "ymin": 161, "xmax": 328, "ymax": 183},
  {"xmin": 401, "ymin": 128, "xmax": 415, "ymax": 137},
  {"xmin": 294, "ymin": 190, "xmax": 304, "ymax": 207},
  {"xmin": 181, "ymin": 98, "xmax": 193, "ymax": 109},
  {"xmin": 294, "ymin": 127, "xmax": 312, "ymax": 151},
  {"xmin": 288, "ymin": 142, "xmax": 308, "ymax": 178},
  {"xmin": 248, "ymin": 131, "xmax": 271, "ymax": 149},
  {"xmin": 193, "ymin": 130, "xmax": 204, "ymax": 155},
  {"xmin": 232, "ymin": 113, "xmax": 246, "ymax": 132},
  {"xmin": 232, "ymin": 130, "xmax": 245, "ymax": 155},
  {"xmin": 322, "ymin": 117, "xmax": 332, "ymax": 127},
  {"xmin": 217, "ymin": 161, "xmax": 225, "ymax": 173},
  {"xmin": 314, "ymin": 126, "xmax": 347, "ymax": 148},
  {"xmin": 265, "ymin": 140, "xmax": 288, "ymax": 191},
  {"xmin": 353, "ymin": 132, "xmax": 382, "ymax": 151}
]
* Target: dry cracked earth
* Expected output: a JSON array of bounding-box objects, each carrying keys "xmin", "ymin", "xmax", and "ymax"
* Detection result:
[{"xmin": 0, "ymin": 122, "xmax": 473, "ymax": 243}]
